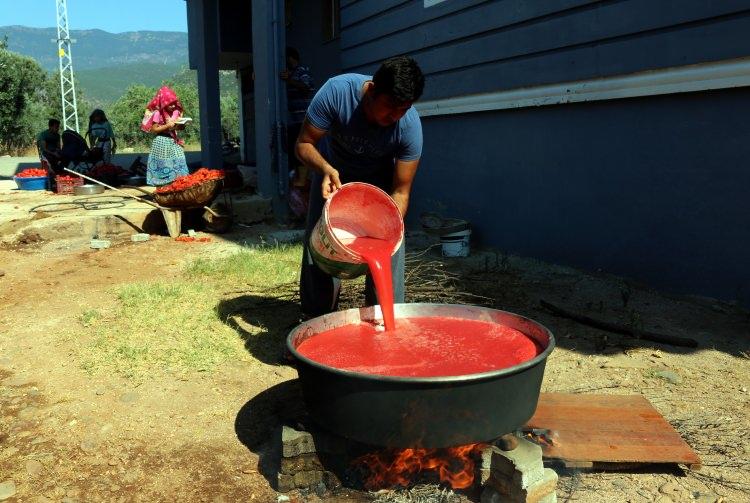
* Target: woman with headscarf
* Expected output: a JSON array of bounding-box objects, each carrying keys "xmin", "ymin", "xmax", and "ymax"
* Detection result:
[{"xmin": 141, "ymin": 86, "xmax": 188, "ymax": 186}]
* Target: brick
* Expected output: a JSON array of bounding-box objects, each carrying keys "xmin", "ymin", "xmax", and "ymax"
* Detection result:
[
  {"xmin": 489, "ymin": 438, "xmax": 544, "ymax": 490},
  {"xmin": 277, "ymin": 473, "xmax": 295, "ymax": 492},
  {"xmin": 292, "ymin": 470, "xmax": 324, "ymax": 488},
  {"xmin": 282, "ymin": 426, "xmax": 316, "ymax": 457},
  {"xmin": 280, "ymin": 453, "xmax": 324, "ymax": 475},
  {"xmin": 323, "ymin": 471, "xmax": 342, "ymax": 490},
  {"xmin": 487, "ymin": 467, "xmax": 558, "ymax": 503}
]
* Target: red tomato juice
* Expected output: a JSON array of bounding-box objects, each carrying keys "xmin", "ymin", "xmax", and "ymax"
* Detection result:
[
  {"xmin": 296, "ymin": 316, "xmax": 541, "ymax": 377},
  {"xmin": 344, "ymin": 236, "xmax": 397, "ymax": 330}
]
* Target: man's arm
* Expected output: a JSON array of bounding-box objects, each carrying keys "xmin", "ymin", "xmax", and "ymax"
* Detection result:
[
  {"xmin": 295, "ymin": 118, "xmax": 341, "ymax": 198},
  {"xmin": 391, "ymin": 159, "xmax": 420, "ymax": 217}
]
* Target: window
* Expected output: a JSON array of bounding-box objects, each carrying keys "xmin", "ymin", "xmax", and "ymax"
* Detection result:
[{"xmin": 322, "ymin": 0, "xmax": 340, "ymax": 42}]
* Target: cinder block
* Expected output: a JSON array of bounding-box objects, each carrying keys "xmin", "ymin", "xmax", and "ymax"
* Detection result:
[
  {"xmin": 323, "ymin": 470, "xmax": 342, "ymax": 490},
  {"xmin": 277, "ymin": 473, "xmax": 295, "ymax": 492},
  {"xmin": 487, "ymin": 467, "xmax": 558, "ymax": 503},
  {"xmin": 292, "ymin": 469, "xmax": 324, "ymax": 488},
  {"xmin": 280, "ymin": 453, "xmax": 324, "ymax": 475},
  {"xmin": 489, "ymin": 437, "xmax": 545, "ymax": 489},
  {"xmin": 282, "ymin": 425, "xmax": 316, "ymax": 457}
]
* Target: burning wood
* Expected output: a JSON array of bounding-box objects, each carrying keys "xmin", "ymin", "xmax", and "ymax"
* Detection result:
[{"xmin": 352, "ymin": 444, "xmax": 486, "ymax": 491}]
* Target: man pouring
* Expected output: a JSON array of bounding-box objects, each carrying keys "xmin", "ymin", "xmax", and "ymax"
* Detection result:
[{"xmin": 296, "ymin": 56, "xmax": 425, "ymax": 319}]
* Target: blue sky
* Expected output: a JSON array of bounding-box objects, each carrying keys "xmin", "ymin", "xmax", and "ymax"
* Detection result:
[{"xmin": 0, "ymin": 0, "xmax": 187, "ymax": 33}]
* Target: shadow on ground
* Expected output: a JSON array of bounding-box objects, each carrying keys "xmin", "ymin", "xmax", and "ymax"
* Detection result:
[{"xmin": 217, "ymin": 294, "xmax": 301, "ymax": 366}]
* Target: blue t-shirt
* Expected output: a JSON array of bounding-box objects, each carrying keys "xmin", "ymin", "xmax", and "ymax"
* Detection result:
[{"xmin": 305, "ymin": 73, "xmax": 422, "ymax": 187}]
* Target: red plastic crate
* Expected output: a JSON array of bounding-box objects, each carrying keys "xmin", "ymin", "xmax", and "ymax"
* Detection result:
[{"xmin": 55, "ymin": 175, "xmax": 84, "ymax": 195}]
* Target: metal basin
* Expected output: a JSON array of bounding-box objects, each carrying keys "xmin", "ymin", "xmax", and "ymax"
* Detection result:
[
  {"xmin": 287, "ymin": 303, "xmax": 555, "ymax": 448},
  {"xmin": 74, "ymin": 184, "xmax": 105, "ymax": 195}
]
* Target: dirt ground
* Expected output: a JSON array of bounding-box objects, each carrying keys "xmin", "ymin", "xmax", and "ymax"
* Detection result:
[{"xmin": 0, "ymin": 227, "xmax": 748, "ymax": 503}]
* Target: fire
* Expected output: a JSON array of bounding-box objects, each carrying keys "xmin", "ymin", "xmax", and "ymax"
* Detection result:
[{"xmin": 353, "ymin": 443, "xmax": 485, "ymax": 490}]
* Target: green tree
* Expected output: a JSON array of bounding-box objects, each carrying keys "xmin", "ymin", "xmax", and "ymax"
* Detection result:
[
  {"xmin": 220, "ymin": 93, "xmax": 239, "ymax": 141},
  {"xmin": 109, "ymin": 83, "xmax": 201, "ymax": 149},
  {"xmin": 109, "ymin": 84, "xmax": 155, "ymax": 148},
  {"xmin": 0, "ymin": 40, "xmax": 46, "ymax": 154}
]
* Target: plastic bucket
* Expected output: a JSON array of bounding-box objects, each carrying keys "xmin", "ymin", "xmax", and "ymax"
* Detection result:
[
  {"xmin": 309, "ymin": 182, "xmax": 404, "ymax": 279},
  {"xmin": 441, "ymin": 228, "xmax": 471, "ymax": 257},
  {"xmin": 13, "ymin": 176, "xmax": 48, "ymax": 191}
]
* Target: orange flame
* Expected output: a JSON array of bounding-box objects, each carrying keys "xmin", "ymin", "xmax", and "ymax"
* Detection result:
[{"xmin": 353, "ymin": 443, "xmax": 485, "ymax": 490}]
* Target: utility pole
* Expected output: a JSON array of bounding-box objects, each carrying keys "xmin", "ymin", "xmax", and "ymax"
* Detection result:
[{"xmin": 54, "ymin": 0, "xmax": 79, "ymax": 132}]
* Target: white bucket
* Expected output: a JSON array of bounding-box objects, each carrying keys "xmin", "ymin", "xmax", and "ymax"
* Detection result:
[{"xmin": 441, "ymin": 228, "xmax": 471, "ymax": 257}]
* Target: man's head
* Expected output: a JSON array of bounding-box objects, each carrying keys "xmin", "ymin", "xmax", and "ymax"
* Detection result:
[
  {"xmin": 48, "ymin": 119, "xmax": 60, "ymax": 134},
  {"xmin": 365, "ymin": 56, "xmax": 424, "ymax": 127}
]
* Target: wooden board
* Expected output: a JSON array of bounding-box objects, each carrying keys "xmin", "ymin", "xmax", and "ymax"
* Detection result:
[{"xmin": 524, "ymin": 393, "xmax": 701, "ymax": 469}]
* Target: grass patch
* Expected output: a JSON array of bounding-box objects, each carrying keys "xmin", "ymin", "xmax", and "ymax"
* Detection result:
[
  {"xmin": 79, "ymin": 308, "xmax": 103, "ymax": 327},
  {"xmin": 79, "ymin": 280, "xmax": 242, "ymax": 379},
  {"xmin": 185, "ymin": 244, "xmax": 302, "ymax": 285},
  {"xmin": 77, "ymin": 244, "xmax": 304, "ymax": 380}
]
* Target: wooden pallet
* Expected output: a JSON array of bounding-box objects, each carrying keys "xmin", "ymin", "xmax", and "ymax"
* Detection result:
[{"xmin": 524, "ymin": 393, "xmax": 701, "ymax": 470}]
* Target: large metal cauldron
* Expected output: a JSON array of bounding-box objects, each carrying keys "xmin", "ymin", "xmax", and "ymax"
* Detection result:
[{"xmin": 287, "ymin": 303, "xmax": 555, "ymax": 448}]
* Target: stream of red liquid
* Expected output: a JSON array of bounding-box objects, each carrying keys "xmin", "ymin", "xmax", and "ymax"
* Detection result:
[
  {"xmin": 345, "ymin": 236, "xmax": 397, "ymax": 331},
  {"xmin": 296, "ymin": 316, "xmax": 541, "ymax": 377}
]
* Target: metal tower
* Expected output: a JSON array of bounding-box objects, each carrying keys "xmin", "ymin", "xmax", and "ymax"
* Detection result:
[{"xmin": 55, "ymin": 0, "xmax": 79, "ymax": 132}]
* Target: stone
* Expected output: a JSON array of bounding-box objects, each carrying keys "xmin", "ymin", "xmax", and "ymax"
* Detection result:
[
  {"xmin": 187, "ymin": 229, "xmax": 197, "ymax": 237},
  {"xmin": 488, "ymin": 467, "xmax": 558, "ymax": 503},
  {"xmin": 280, "ymin": 453, "xmax": 324, "ymax": 475},
  {"xmin": 3, "ymin": 375, "xmax": 33, "ymax": 387},
  {"xmin": 277, "ymin": 496, "xmax": 291, "ymax": 503},
  {"xmin": 26, "ymin": 459, "xmax": 44, "ymax": 476},
  {"xmin": 282, "ymin": 426, "xmax": 316, "ymax": 457},
  {"xmin": 0, "ymin": 481, "xmax": 16, "ymax": 501},
  {"xmin": 18, "ymin": 406, "xmax": 39, "ymax": 420},
  {"xmin": 322, "ymin": 471, "xmax": 341, "ymax": 491},
  {"xmin": 695, "ymin": 492, "xmax": 718, "ymax": 503},
  {"xmin": 292, "ymin": 470, "xmax": 324, "ymax": 489},
  {"xmin": 488, "ymin": 438, "xmax": 545, "ymax": 489},
  {"xmin": 90, "ymin": 239, "xmax": 111, "ymax": 250},
  {"xmin": 654, "ymin": 370, "xmax": 682, "ymax": 384},
  {"xmin": 95, "ymin": 388, "xmax": 106, "ymax": 396},
  {"xmin": 130, "ymin": 233, "xmax": 150, "ymax": 242},
  {"xmin": 1, "ymin": 447, "xmax": 19, "ymax": 459},
  {"xmin": 80, "ymin": 435, "xmax": 100, "ymax": 452},
  {"xmin": 120, "ymin": 392, "xmax": 138, "ymax": 403},
  {"xmin": 277, "ymin": 473, "xmax": 295, "ymax": 493}
]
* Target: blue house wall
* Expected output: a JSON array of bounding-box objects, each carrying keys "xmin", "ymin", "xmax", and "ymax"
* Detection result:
[{"xmin": 340, "ymin": 0, "xmax": 750, "ymax": 305}]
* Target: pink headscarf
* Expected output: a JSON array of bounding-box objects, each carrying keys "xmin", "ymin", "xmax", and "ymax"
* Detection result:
[{"xmin": 141, "ymin": 86, "xmax": 184, "ymax": 144}]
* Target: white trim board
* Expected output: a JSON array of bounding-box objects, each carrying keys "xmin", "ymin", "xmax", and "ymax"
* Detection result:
[{"xmin": 415, "ymin": 57, "xmax": 750, "ymax": 117}]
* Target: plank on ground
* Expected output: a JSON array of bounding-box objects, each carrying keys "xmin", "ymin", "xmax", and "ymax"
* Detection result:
[{"xmin": 525, "ymin": 393, "xmax": 701, "ymax": 469}]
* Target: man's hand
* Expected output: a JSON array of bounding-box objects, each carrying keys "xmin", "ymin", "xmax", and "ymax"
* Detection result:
[
  {"xmin": 280, "ymin": 69, "xmax": 290, "ymax": 80},
  {"xmin": 322, "ymin": 167, "xmax": 341, "ymax": 199},
  {"xmin": 296, "ymin": 119, "xmax": 343, "ymax": 199}
]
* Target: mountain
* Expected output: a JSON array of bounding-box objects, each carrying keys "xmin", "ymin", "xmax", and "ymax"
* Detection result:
[
  {"xmin": 0, "ymin": 25, "xmax": 188, "ymax": 70},
  {"xmin": 76, "ymin": 62, "xmax": 184, "ymax": 106}
]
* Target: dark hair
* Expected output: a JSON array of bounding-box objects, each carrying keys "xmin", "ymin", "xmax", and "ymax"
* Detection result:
[
  {"xmin": 48, "ymin": 118, "xmax": 60, "ymax": 128},
  {"xmin": 372, "ymin": 56, "xmax": 424, "ymax": 104},
  {"xmin": 286, "ymin": 46, "xmax": 300, "ymax": 62}
]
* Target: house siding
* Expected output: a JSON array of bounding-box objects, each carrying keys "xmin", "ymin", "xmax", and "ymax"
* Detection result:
[
  {"xmin": 341, "ymin": 0, "xmax": 750, "ymax": 100},
  {"xmin": 340, "ymin": 0, "xmax": 750, "ymax": 305}
]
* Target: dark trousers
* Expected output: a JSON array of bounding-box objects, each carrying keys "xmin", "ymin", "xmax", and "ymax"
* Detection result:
[{"xmin": 299, "ymin": 173, "xmax": 405, "ymax": 318}]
